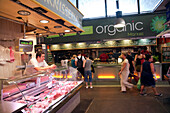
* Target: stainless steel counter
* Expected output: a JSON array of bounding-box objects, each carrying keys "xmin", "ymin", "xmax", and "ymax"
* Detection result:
[
  {"xmin": 93, "ymin": 63, "xmax": 162, "ymax": 80},
  {"xmin": 0, "ymin": 101, "xmax": 27, "ymax": 113}
]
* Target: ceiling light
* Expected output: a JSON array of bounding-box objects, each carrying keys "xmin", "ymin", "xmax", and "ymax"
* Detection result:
[
  {"xmin": 18, "ymin": 10, "xmax": 31, "ymax": 16},
  {"xmin": 16, "ymin": 17, "xmax": 23, "ymax": 19},
  {"xmin": 55, "ymin": 19, "xmax": 65, "ymax": 25},
  {"xmin": 65, "ymin": 30, "xmax": 70, "ymax": 32},
  {"xmin": 114, "ymin": 18, "xmax": 125, "ymax": 28},
  {"xmin": 44, "ymin": 26, "xmax": 49, "ymax": 29},
  {"xmin": 69, "ymin": 26, "xmax": 76, "ymax": 29},
  {"xmin": 59, "ymin": 33, "xmax": 65, "ymax": 36},
  {"xmin": 114, "ymin": 0, "xmax": 125, "ymax": 28},
  {"xmin": 77, "ymin": 31, "xmax": 82, "ymax": 35},
  {"xmin": 54, "ymin": 26, "xmax": 62, "ymax": 28},
  {"xmin": 40, "ymin": 20, "xmax": 49, "ymax": 23}
]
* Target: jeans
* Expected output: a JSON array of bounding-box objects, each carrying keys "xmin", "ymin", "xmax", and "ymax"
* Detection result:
[{"xmin": 84, "ymin": 70, "xmax": 92, "ymax": 82}]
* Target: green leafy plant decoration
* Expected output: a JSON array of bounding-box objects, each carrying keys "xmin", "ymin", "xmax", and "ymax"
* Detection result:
[{"xmin": 150, "ymin": 16, "xmax": 167, "ymax": 33}]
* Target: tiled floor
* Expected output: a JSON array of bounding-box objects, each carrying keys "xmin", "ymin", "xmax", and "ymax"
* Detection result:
[{"xmin": 73, "ymin": 82, "xmax": 170, "ymax": 113}]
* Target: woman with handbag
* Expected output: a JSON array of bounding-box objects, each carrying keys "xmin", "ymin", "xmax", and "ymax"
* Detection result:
[{"xmin": 140, "ymin": 54, "xmax": 162, "ymax": 96}]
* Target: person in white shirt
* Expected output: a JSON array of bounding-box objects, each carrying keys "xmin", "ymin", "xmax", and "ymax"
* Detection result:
[
  {"xmin": 118, "ymin": 52, "xmax": 133, "ymax": 93},
  {"xmin": 24, "ymin": 51, "xmax": 56, "ymax": 75},
  {"xmin": 61, "ymin": 56, "xmax": 69, "ymax": 69},
  {"xmin": 60, "ymin": 56, "xmax": 69, "ymax": 78}
]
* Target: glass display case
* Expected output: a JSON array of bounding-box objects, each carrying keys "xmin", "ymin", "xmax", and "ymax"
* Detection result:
[{"xmin": 0, "ymin": 67, "xmax": 83, "ymax": 113}]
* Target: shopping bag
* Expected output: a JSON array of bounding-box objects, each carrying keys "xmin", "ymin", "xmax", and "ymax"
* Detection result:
[
  {"xmin": 137, "ymin": 78, "xmax": 141, "ymax": 90},
  {"xmin": 132, "ymin": 75, "xmax": 139, "ymax": 83}
]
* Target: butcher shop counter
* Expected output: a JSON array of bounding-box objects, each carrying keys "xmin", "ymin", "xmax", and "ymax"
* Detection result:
[
  {"xmin": 0, "ymin": 101, "xmax": 27, "ymax": 113},
  {"xmin": 0, "ymin": 67, "xmax": 84, "ymax": 113}
]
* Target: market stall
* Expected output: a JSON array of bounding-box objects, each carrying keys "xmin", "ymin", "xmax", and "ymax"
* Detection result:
[{"xmin": 0, "ymin": 67, "xmax": 83, "ymax": 113}]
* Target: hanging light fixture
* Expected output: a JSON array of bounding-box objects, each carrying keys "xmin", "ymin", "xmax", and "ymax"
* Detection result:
[
  {"xmin": 114, "ymin": 17, "xmax": 125, "ymax": 28},
  {"xmin": 114, "ymin": 0, "xmax": 125, "ymax": 28}
]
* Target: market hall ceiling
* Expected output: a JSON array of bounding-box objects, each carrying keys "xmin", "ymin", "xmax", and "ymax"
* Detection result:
[{"xmin": 0, "ymin": 0, "xmax": 84, "ymax": 35}]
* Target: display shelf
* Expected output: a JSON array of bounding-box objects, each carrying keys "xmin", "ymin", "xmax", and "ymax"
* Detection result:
[
  {"xmin": 43, "ymin": 81, "xmax": 83, "ymax": 113},
  {"xmin": 1, "ymin": 67, "xmax": 83, "ymax": 113},
  {"xmin": 5, "ymin": 71, "xmax": 47, "ymax": 85}
]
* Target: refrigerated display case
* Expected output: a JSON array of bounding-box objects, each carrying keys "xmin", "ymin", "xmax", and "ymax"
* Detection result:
[{"xmin": 0, "ymin": 67, "xmax": 83, "ymax": 113}]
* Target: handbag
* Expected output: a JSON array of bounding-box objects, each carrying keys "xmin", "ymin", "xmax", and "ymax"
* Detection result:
[{"xmin": 131, "ymin": 74, "xmax": 139, "ymax": 83}]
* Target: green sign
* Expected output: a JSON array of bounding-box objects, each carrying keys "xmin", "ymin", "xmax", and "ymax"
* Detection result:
[
  {"xmin": 47, "ymin": 26, "xmax": 93, "ymax": 38},
  {"xmin": 45, "ymin": 13, "xmax": 166, "ymax": 44}
]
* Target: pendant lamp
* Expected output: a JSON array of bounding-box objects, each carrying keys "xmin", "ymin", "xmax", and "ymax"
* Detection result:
[{"xmin": 114, "ymin": 0, "xmax": 125, "ymax": 28}]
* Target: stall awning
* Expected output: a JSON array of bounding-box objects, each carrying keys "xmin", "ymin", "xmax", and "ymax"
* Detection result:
[{"xmin": 0, "ymin": 0, "xmax": 84, "ymax": 35}]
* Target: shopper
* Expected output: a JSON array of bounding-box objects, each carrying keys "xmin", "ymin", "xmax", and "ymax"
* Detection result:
[
  {"xmin": 126, "ymin": 51, "xmax": 136, "ymax": 83},
  {"xmin": 83, "ymin": 54, "xmax": 93, "ymax": 88},
  {"xmin": 70, "ymin": 55, "xmax": 77, "ymax": 80},
  {"xmin": 99, "ymin": 53, "xmax": 109, "ymax": 62},
  {"xmin": 71, "ymin": 55, "xmax": 77, "ymax": 68},
  {"xmin": 118, "ymin": 52, "xmax": 133, "ymax": 93},
  {"xmin": 61, "ymin": 55, "xmax": 69, "ymax": 78},
  {"xmin": 61, "ymin": 55, "xmax": 69, "ymax": 68},
  {"xmin": 141, "ymin": 46, "xmax": 150, "ymax": 55},
  {"xmin": 75, "ymin": 51, "xmax": 85, "ymax": 78},
  {"xmin": 134, "ymin": 50, "xmax": 145, "ymax": 77},
  {"xmin": 24, "ymin": 51, "xmax": 56, "ymax": 75},
  {"xmin": 140, "ymin": 54, "xmax": 162, "ymax": 96},
  {"xmin": 141, "ymin": 46, "xmax": 149, "ymax": 64}
]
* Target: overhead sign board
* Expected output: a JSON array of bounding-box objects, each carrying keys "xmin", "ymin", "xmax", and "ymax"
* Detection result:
[
  {"xmin": 33, "ymin": 0, "xmax": 83, "ymax": 29},
  {"xmin": 44, "ymin": 13, "xmax": 167, "ymax": 44}
]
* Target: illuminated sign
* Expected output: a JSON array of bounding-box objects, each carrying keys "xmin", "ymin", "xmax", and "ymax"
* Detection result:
[
  {"xmin": 20, "ymin": 40, "xmax": 33, "ymax": 45},
  {"xmin": 19, "ymin": 39, "xmax": 33, "ymax": 52}
]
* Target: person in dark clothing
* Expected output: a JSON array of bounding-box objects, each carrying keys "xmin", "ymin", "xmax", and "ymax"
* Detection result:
[
  {"xmin": 127, "ymin": 51, "xmax": 136, "ymax": 83},
  {"xmin": 141, "ymin": 46, "xmax": 150, "ymax": 55},
  {"xmin": 140, "ymin": 54, "xmax": 162, "ymax": 96},
  {"xmin": 135, "ymin": 50, "xmax": 145, "ymax": 77},
  {"xmin": 75, "ymin": 51, "xmax": 85, "ymax": 78}
]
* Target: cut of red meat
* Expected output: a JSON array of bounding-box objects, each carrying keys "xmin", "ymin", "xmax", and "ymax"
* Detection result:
[{"xmin": 3, "ymin": 84, "xmax": 26, "ymax": 95}]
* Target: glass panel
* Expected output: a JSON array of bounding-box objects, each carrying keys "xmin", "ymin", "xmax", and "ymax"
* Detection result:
[
  {"xmin": 79, "ymin": 0, "xmax": 105, "ymax": 18},
  {"xmin": 68, "ymin": 0, "xmax": 77, "ymax": 7},
  {"xmin": 107, "ymin": 0, "xmax": 117, "ymax": 16},
  {"xmin": 119, "ymin": 0, "xmax": 138, "ymax": 15},
  {"xmin": 107, "ymin": 0, "xmax": 138, "ymax": 16},
  {"xmin": 140, "ymin": 0, "xmax": 161, "ymax": 13}
]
